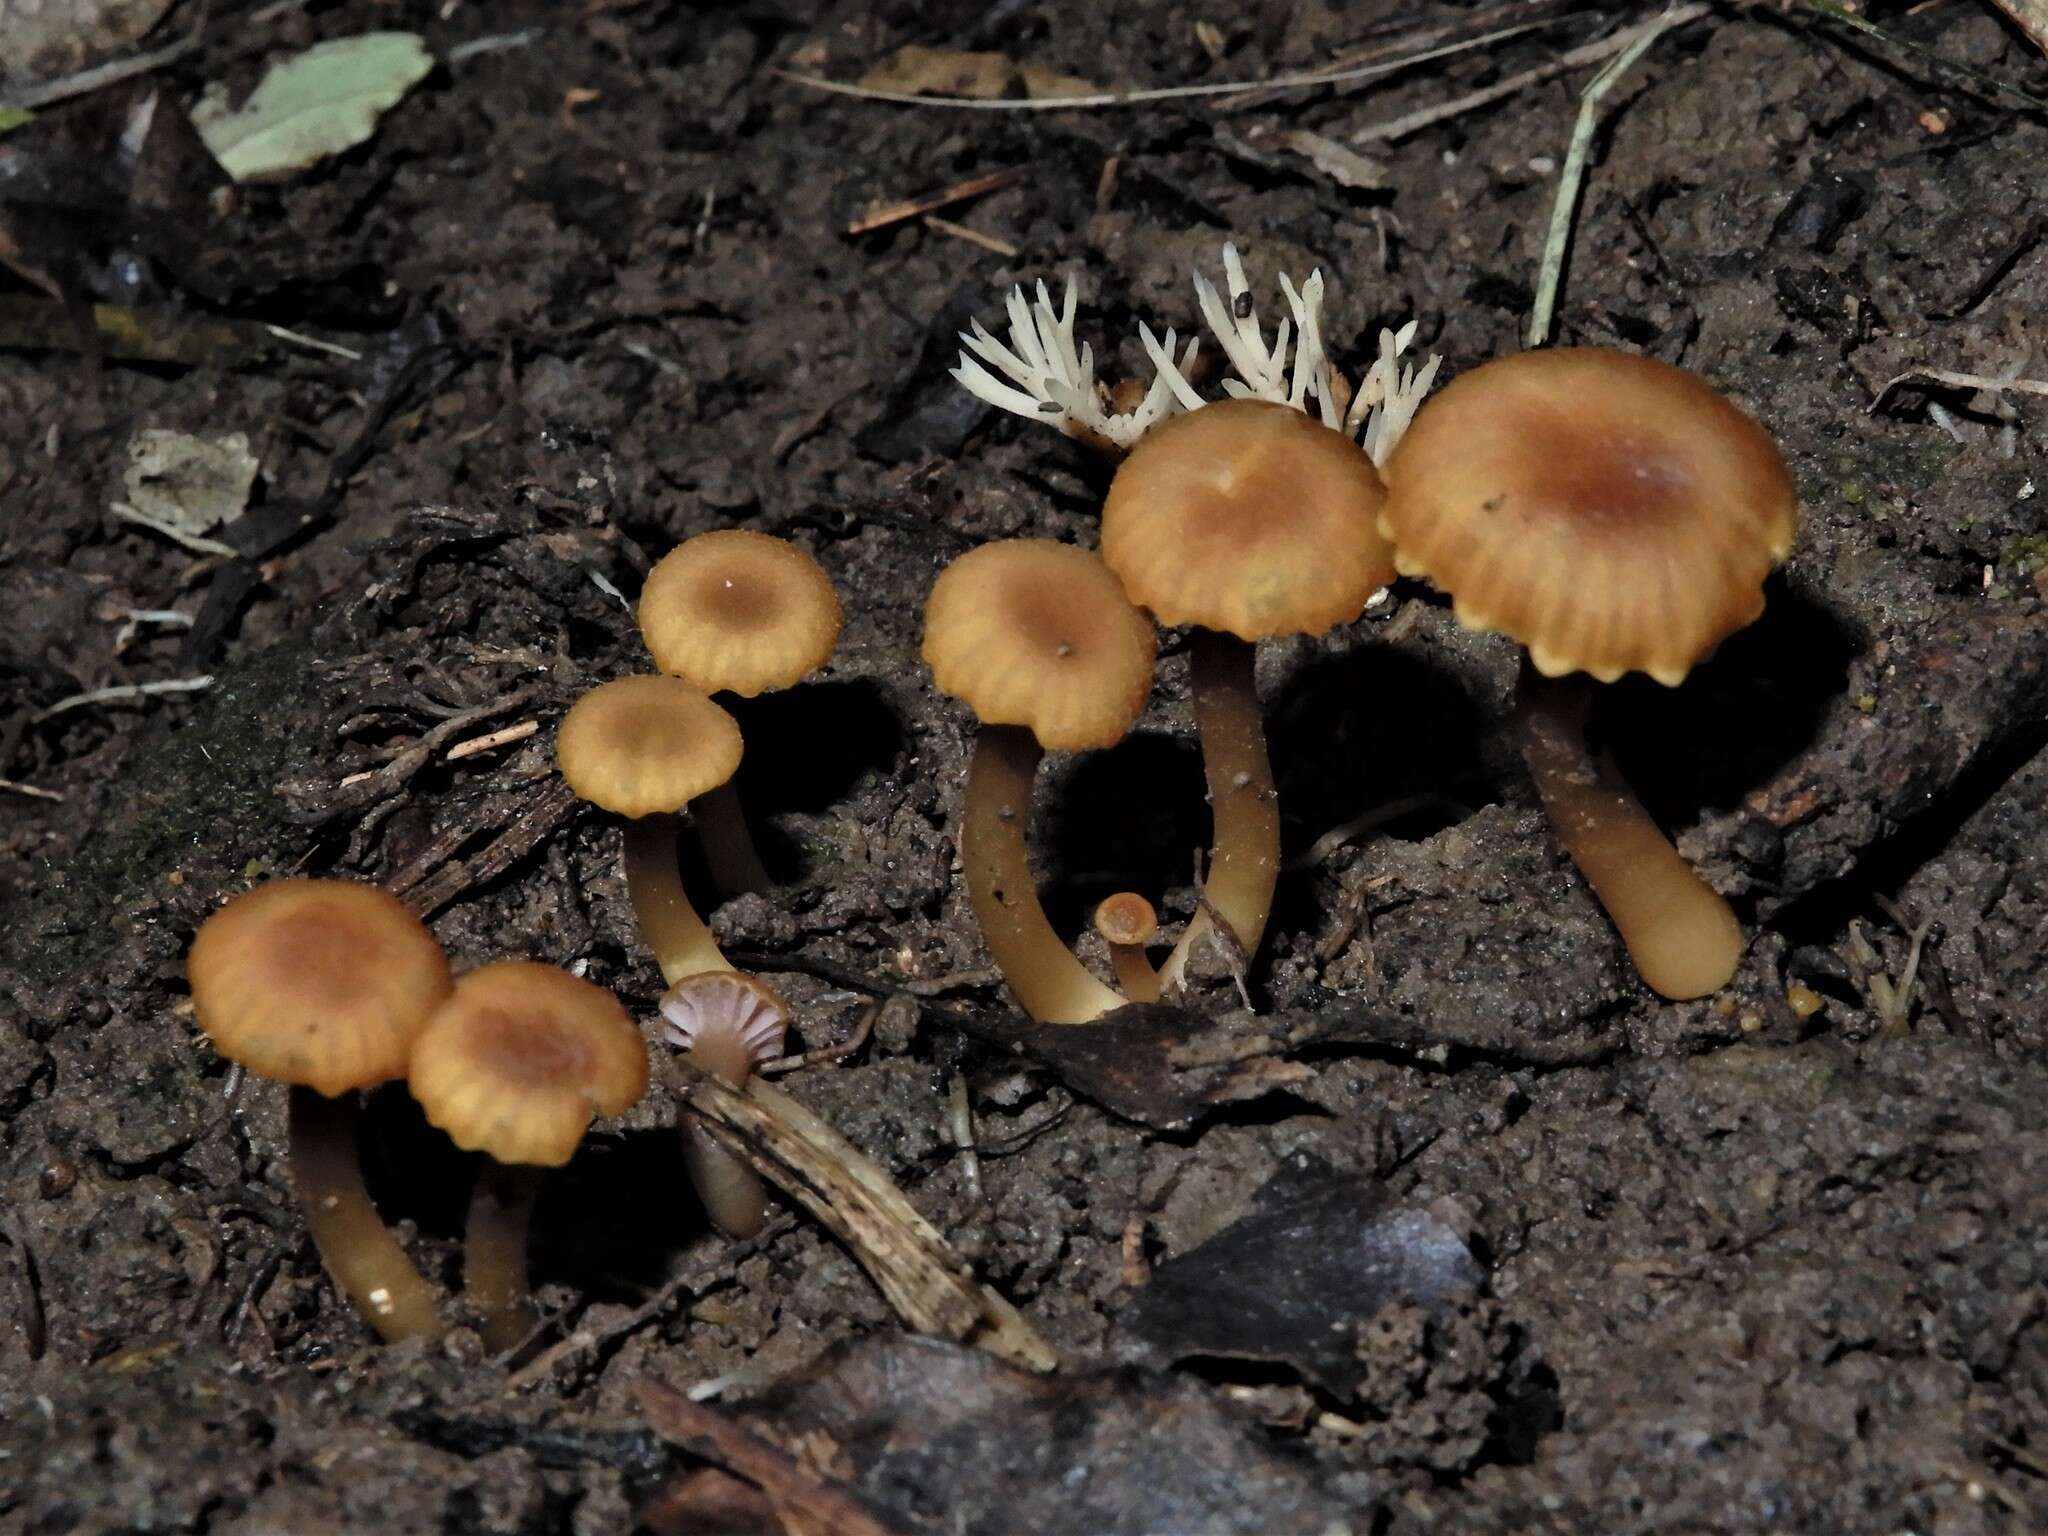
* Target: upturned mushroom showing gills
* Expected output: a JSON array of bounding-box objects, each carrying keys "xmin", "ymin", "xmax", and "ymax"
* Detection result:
[
  {"xmin": 659, "ymin": 969, "xmax": 790, "ymax": 1238},
  {"xmin": 637, "ymin": 529, "xmax": 844, "ymax": 896},
  {"xmin": 922, "ymin": 539, "xmax": 1157, "ymax": 1024},
  {"xmin": 186, "ymin": 879, "xmax": 452, "ymax": 1343},
  {"xmin": 407, "ymin": 961, "xmax": 648, "ymax": 1352},
  {"xmin": 555, "ymin": 674, "xmax": 743, "ymax": 985},
  {"xmin": 1381, "ymin": 346, "xmax": 1798, "ymax": 1000},
  {"xmin": 1100, "ymin": 398, "xmax": 1396, "ymax": 992}
]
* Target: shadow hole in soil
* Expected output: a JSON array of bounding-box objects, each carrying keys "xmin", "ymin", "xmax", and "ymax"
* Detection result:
[
  {"xmin": 721, "ymin": 680, "xmax": 906, "ymax": 876},
  {"xmin": 1599, "ymin": 578, "xmax": 1861, "ymax": 824},
  {"xmin": 356, "ymin": 1096, "xmax": 692, "ymax": 1300},
  {"xmin": 1042, "ymin": 731, "xmax": 1208, "ymax": 933}
]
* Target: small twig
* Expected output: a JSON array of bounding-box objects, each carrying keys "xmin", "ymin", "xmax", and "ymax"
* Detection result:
[
  {"xmin": 634, "ymin": 1380, "xmax": 908, "ymax": 1536},
  {"xmin": 756, "ymin": 1002, "xmax": 876, "ymax": 1075},
  {"xmin": 1869, "ymin": 367, "xmax": 2048, "ymax": 412},
  {"xmin": 1528, "ymin": 8, "xmax": 1695, "ymax": 348},
  {"xmin": 261, "ymin": 324, "xmax": 363, "ymax": 362},
  {"xmin": 1354, "ymin": 5, "xmax": 1709, "ymax": 145},
  {"xmin": 0, "ymin": 779, "xmax": 63, "ymax": 803},
  {"xmin": 110, "ymin": 607, "xmax": 195, "ymax": 654},
  {"xmin": 946, "ymin": 1074, "xmax": 983, "ymax": 1201},
  {"xmin": 32, "ymin": 675, "xmax": 214, "ymax": 723},
  {"xmin": 1797, "ymin": 0, "xmax": 2048, "ymax": 112},
  {"xmin": 0, "ymin": 32, "xmax": 200, "ymax": 111},
  {"xmin": 506, "ymin": 1255, "xmax": 714, "ymax": 1391},
  {"xmin": 781, "ymin": 22, "xmax": 1547, "ymax": 113},
  {"xmin": 443, "ymin": 719, "xmax": 539, "ymax": 762},
  {"xmin": 846, "ymin": 169, "xmax": 1022, "ymax": 235},
  {"xmin": 922, "ymin": 213, "xmax": 1021, "ymax": 258}
]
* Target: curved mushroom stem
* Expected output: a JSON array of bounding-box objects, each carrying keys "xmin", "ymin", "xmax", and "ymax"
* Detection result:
[
  {"xmin": 621, "ymin": 814, "xmax": 734, "ymax": 985},
  {"xmin": 962, "ymin": 725, "xmax": 1127, "ymax": 1024},
  {"xmin": 288, "ymin": 1086, "xmax": 444, "ymax": 1344},
  {"xmin": 694, "ymin": 779, "xmax": 776, "ymax": 898},
  {"xmin": 1515, "ymin": 669, "xmax": 1744, "ymax": 1000},
  {"xmin": 1158, "ymin": 631, "xmax": 1280, "ymax": 994},
  {"xmin": 463, "ymin": 1162, "xmax": 544, "ymax": 1354},
  {"xmin": 682, "ymin": 1029, "xmax": 771, "ymax": 1238},
  {"xmin": 1107, "ymin": 940, "xmax": 1162, "ymax": 1004}
]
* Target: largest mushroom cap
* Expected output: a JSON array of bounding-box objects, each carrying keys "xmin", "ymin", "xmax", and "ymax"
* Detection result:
[
  {"xmin": 922, "ymin": 539, "xmax": 1156, "ymax": 752},
  {"xmin": 1100, "ymin": 398, "xmax": 1396, "ymax": 642},
  {"xmin": 408, "ymin": 961, "xmax": 649, "ymax": 1168},
  {"xmin": 1381, "ymin": 347, "xmax": 1798, "ymax": 686},
  {"xmin": 188, "ymin": 879, "xmax": 452, "ymax": 1098},
  {"xmin": 639, "ymin": 530, "xmax": 842, "ymax": 698},
  {"xmin": 556, "ymin": 674, "xmax": 744, "ymax": 819}
]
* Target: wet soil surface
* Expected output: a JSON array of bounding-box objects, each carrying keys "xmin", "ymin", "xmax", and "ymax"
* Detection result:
[{"xmin": 3, "ymin": 2, "xmax": 2047, "ymax": 1532}]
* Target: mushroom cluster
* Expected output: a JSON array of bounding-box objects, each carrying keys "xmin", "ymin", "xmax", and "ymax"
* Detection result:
[
  {"xmin": 937, "ymin": 243, "xmax": 1797, "ymax": 1010},
  {"xmin": 186, "ymin": 879, "xmax": 649, "ymax": 1347}
]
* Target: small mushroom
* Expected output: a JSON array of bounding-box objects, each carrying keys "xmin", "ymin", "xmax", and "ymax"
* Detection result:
[
  {"xmin": 922, "ymin": 539, "xmax": 1156, "ymax": 1024},
  {"xmin": 1381, "ymin": 346, "xmax": 1798, "ymax": 999},
  {"xmin": 555, "ymin": 674, "xmax": 743, "ymax": 985},
  {"xmin": 1100, "ymin": 398, "xmax": 1395, "ymax": 991},
  {"xmin": 1093, "ymin": 892, "xmax": 1162, "ymax": 1004},
  {"xmin": 186, "ymin": 879, "xmax": 451, "ymax": 1342},
  {"xmin": 407, "ymin": 961, "xmax": 649, "ymax": 1352},
  {"xmin": 659, "ymin": 970, "xmax": 790, "ymax": 1237},
  {"xmin": 637, "ymin": 530, "xmax": 844, "ymax": 895}
]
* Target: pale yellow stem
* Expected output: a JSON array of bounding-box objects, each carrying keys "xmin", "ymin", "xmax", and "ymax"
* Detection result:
[
  {"xmin": 1159, "ymin": 631, "xmax": 1280, "ymax": 992},
  {"xmin": 464, "ymin": 1163, "xmax": 542, "ymax": 1354},
  {"xmin": 694, "ymin": 779, "xmax": 775, "ymax": 897},
  {"xmin": 1108, "ymin": 943, "xmax": 1163, "ymax": 1003},
  {"xmin": 621, "ymin": 813, "xmax": 733, "ymax": 985},
  {"xmin": 1516, "ymin": 672, "xmax": 1743, "ymax": 1000},
  {"xmin": 289, "ymin": 1086, "xmax": 444, "ymax": 1344},
  {"xmin": 962, "ymin": 726, "xmax": 1126, "ymax": 1024}
]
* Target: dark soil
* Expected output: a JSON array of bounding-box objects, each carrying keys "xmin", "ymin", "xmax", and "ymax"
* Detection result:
[{"xmin": 4, "ymin": 2, "xmax": 2047, "ymax": 1532}]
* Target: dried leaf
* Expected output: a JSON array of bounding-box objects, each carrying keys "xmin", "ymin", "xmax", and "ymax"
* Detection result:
[
  {"xmin": 195, "ymin": 32, "xmax": 432, "ymax": 183},
  {"xmin": 120, "ymin": 429, "xmax": 259, "ymax": 537}
]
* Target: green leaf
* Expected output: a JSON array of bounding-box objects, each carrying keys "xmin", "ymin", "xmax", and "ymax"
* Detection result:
[
  {"xmin": 196, "ymin": 32, "xmax": 433, "ymax": 183},
  {"xmin": 0, "ymin": 108, "xmax": 32, "ymax": 134}
]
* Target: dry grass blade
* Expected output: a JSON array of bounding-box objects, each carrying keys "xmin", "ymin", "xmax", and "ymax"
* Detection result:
[{"xmin": 679, "ymin": 1063, "xmax": 1057, "ymax": 1371}]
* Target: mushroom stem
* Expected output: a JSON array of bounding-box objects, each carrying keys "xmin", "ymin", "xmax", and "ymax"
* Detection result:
[
  {"xmin": 287, "ymin": 1086, "xmax": 444, "ymax": 1344},
  {"xmin": 1515, "ymin": 670, "xmax": 1743, "ymax": 1000},
  {"xmin": 694, "ymin": 779, "xmax": 776, "ymax": 897},
  {"xmin": 681, "ymin": 1031, "xmax": 771, "ymax": 1237},
  {"xmin": 962, "ymin": 725, "xmax": 1127, "ymax": 1024},
  {"xmin": 464, "ymin": 1163, "xmax": 543, "ymax": 1354},
  {"xmin": 621, "ymin": 814, "xmax": 733, "ymax": 985},
  {"xmin": 1159, "ymin": 631, "xmax": 1280, "ymax": 993},
  {"xmin": 1107, "ymin": 941, "xmax": 1162, "ymax": 1003}
]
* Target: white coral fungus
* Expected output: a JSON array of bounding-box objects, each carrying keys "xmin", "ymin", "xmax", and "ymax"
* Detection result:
[{"xmin": 950, "ymin": 243, "xmax": 1440, "ymax": 465}]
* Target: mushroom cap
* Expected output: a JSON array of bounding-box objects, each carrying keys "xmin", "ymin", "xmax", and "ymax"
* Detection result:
[
  {"xmin": 922, "ymin": 539, "xmax": 1156, "ymax": 752},
  {"xmin": 1100, "ymin": 398, "xmax": 1395, "ymax": 642},
  {"xmin": 1093, "ymin": 892, "xmax": 1158, "ymax": 947},
  {"xmin": 659, "ymin": 970, "xmax": 790, "ymax": 1084},
  {"xmin": 556, "ymin": 674, "xmax": 743, "ymax": 819},
  {"xmin": 187, "ymin": 879, "xmax": 452, "ymax": 1098},
  {"xmin": 639, "ymin": 530, "xmax": 842, "ymax": 698},
  {"xmin": 408, "ymin": 961, "xmax": 649, "ymax": 1168},
  {"xmin": 1381, "ymin": 347, "xmax": 1798, "ymax": 686}
]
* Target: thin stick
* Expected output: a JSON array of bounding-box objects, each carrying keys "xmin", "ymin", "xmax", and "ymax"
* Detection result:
[
  {"xmin": 1354, "ymin": 5, "xmax": 1710, "ymax": 144},
  {"xmin": 778, "ymin": 22, "xmax": 1546, "ymax": 113},
  {"xmin": 444, "ymin": 719, "xmax": 539, "ymax": 761},
  {"xmin": 846, "ymin": 169, "xmax": 1021, "ymax": 235},
  {"xmin": 1527, "ymin": 9, "xmax": 1694, "ymax": 349},
  {"xmin": 0, "ymin": 779, "xmax": 62, "ymax": 802},
  {"xmin": 0, "ymin": 32, "xmax": 200, "ymax": 111}
]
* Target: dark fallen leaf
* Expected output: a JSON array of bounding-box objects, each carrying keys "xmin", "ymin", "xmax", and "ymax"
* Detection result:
[
  {"xmin": 1112, "ymin": 1153, "xmax": 1483, "ymax": 1400},
  {"xmin": 707, "ymin": 1334, "xmax": 1366, "ymax": 1535}
]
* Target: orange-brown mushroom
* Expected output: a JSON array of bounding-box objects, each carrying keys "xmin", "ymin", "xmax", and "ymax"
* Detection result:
[
  {"xmin": 1093, "ymin": 892, "xmax": 1162, "ymax": 1003},
  {"xmin": 923, "ymin": 539, "xmax": 1156, "ymax": 1023},
  {"xmin": 187, "ymin": 879, "xmax": 451, "ymax": 1342},
  {"xmin": 408, "ymin": 960, "xmax": 649, "ymax": 1351},
  {"xmin": 638, "ymin": 531, "xmax": 844, "ymax": 894},
  {"xmin": 1382, "ymin": 346, "xmax": 1797, "ymax": 999},
  {"xmin": 1100, "ymin": 398, "xmax": 1395, "ymax": 992},
  {"xmin": 556, "ymin": 674, "xmax": 743, "ymax": 985}
]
